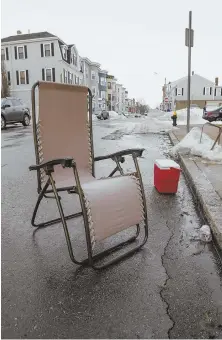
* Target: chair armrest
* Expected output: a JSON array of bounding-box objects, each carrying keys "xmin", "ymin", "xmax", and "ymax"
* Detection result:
[
  {"xmin": 94, "ymin": 148, "xmax": 145, "ymax": 162},
  {"xmin": 29, "ymin": 157, "xmax": 75, "ymax": 171}
]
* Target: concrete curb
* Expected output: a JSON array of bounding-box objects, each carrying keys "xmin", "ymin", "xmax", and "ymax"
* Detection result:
[{"xmin": 168, "ymin": 131, "xmax": 222, "ymax": 250}]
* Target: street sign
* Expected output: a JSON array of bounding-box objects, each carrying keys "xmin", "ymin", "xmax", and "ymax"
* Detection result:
[
  {"xmin": 185, "ymin": 28, "xmax": 194, "ymax": 47},
  {"xmin": 186, "ymin": 11, "xmax": 194, "ymax": 133}
]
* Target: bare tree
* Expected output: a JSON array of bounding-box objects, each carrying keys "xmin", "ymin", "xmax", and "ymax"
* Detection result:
[
  {"xmin": 136, "ymin": 98, "xmax": 149, "ymax": 115},
  {"xmin": 1, "ymin": 60, "xmax": 10, "ymax": 97}
]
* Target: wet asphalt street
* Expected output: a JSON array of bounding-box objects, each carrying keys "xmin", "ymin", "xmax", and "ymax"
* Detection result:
[{"xmin": 2, "ymin": 118, "xmax": 222, "ymax": 339}]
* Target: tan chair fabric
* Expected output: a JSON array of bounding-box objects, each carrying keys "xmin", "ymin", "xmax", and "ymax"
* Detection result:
[
  {"xmin": 38, "ymin": 82, "xmax": 92, "ymax": 185},
  {"xmin": 82, "ymin": 175, "xmax": 144, "ymax": 247},
  {"xmin": 37, "ymin": 82, "xmax": 145, "ymax": 244}
]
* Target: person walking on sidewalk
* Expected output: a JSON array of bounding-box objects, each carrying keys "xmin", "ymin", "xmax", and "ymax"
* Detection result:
[{"xmin": 171, "ymin": 110, "xmax": 177, "ymax": 126}]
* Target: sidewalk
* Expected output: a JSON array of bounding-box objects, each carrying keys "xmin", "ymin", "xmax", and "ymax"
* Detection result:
[{"xmin": 169, "ymin": 125, "xmax": 222, "ymax": 250}]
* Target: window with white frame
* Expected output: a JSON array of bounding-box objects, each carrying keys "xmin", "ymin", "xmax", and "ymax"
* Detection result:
[
  {"xmin": 101, "ymin": 91, "xmax": 106, "ymax": 99},
  {"xmin": 203, "ymin": 87, "xmax": 211, "ymax": 95},
  {"xmin": 215, "ymin": 87, "xmax": 222, "ymax": 96},
  {"xmin": 68, "ymin": 72, "xmax": 73, "ymax": 84},
  {"xmin": 91, "ymin": 71, "xmax": 96, "ymax": 80},
  {"xmin": 75, "ymin": 76, "xmax": 79, "ymax": 84},
  {"xmin": 45, "ymin": 68, "xmax": 52, "ymax": 82},
  {"xmin": 44, "ymin": 44, "xmax": 51, "ymax": 57},
  {"xmin": 100, "ymin": 77, "xmax": 106, "ymax": 86},
  {"xmin": 1, "ymin": 48, "xmax": 5, "ymax": 60},
  {"xmin": 20, "ymin": 71, "xmax": 26, "ymax": 84},
  {"xmin": 176, "ymin": 87, "xmax": 183, "ymax": 96},
  {"xmin": 63, "ymin": 69, "xmax": 68, "ymax": 83},
  {"xmin": 63, "ymin": 46, "xmax": 68, "ymax": 60},
  {"xmin": 18, "ymin": 46, "xmax": 25, "ymax": 59},
  {"xmin": 73, "ymin": 53, "xmax": 77, "ymax": 66}
]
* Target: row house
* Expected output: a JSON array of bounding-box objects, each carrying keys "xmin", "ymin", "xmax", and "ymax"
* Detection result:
[
  {"xmin": 106, "ymin": 74, "xmax": 117, "ymax": 111},
  {"xmin": 98, "ymin": 69, "xmax": 108, "ymax": 111},
  {"xmin": 162, "ymin": 72, "xmax": 222, "ymax": 111},
  {"xmin": 81, "ymin": 57, "xmax": 100, "ymax": 113},
  {"xmin": 1, "ymin": 31, "xmax": 83, "ymax": 107},
  {"xmin": 1, "ymin": 30, "xmax": 131, "ymax": 114}
]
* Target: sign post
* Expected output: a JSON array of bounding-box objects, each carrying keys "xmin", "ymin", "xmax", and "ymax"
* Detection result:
[{"xmin": 185, "ymin": 11, "xmax": 194, "ymax": 133}]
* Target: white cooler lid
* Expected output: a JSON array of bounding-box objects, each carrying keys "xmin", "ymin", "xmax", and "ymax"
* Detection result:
[{"xmin": 155, "ymin": 159, "xmax": 180, "ymax": 170}]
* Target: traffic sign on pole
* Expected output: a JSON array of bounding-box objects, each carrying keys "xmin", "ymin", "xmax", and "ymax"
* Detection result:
[{"xmin": 186, "ymin": 11, "xmax": 194, "ymax": 134}]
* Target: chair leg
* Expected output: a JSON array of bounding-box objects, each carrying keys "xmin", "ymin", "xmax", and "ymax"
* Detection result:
[
  {"xmin": 90, "ymin": 222, "xmax": 148, "ymax": 270},
  {"xmin": 31, "ymin": 179, "xmax": 83, "ymax": 228},
  {"xmin": 48, "ymin": 174, "xmax": 88, "ymax": 266}
]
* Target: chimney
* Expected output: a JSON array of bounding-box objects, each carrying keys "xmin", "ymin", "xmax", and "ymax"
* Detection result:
[
  {"xmin": 28, "ymin": 29, "xmax": 30, "ymax": 34},
  {"xmin": 215, "ymin": 77, "xmax": 219, "ymax": 86},
  {"xmin": 17, "ymin": 30, "xmax": 22, "ymax": 35},
  {"xmin": 192, "ymin": 71, "xmax": 194, "ymax": 76}
]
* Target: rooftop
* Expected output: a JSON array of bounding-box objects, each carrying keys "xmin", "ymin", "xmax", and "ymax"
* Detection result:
[{"xmin": 1, "ymin": 31, "xmax": 57, "ymax": 43}]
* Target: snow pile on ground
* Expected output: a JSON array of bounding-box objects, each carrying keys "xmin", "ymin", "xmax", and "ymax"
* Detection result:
[
  {"xmin": 171, "ymin": 127, "xmax": 222, "ymax": 162},
  {"xmin": 159, "ymin": 108, "xmax": 205, "ymax": 125},
  {"xmin": 108, "ymin": 111, "xmax": 127, "ymax": 120},
  {"xmin": 123, "ymin": 118, "xmax": 173, "ymax": 134},
  {"xmin": 92, "ymin": 114, "xmax": 97, "ymax": 121}
]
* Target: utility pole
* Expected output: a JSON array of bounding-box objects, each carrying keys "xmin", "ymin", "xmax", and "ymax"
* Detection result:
[{"xmin": 185, "ymin": 11, "xmax": 194, "ymax": 133}]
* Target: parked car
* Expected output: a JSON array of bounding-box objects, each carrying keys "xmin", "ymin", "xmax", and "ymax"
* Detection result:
[
  {"xmin": 96, "ymin": 110, "xmax": 109, "ymax": 120},
  {"xmin": 1, "ymin": 97, "xmax": 31, "ymax": 130},
  {"xmin": 202, "ymin": 106, "xmax": 222, "ymax": 122}
]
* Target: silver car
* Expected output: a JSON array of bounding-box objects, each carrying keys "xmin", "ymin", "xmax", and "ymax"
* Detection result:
[{"xmin": 1, "ymin": 97, "xmax": 31, "ymax": 130}]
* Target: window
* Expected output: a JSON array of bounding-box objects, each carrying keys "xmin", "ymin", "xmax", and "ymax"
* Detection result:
[
  {"xmin": 75, "ymin": 75, "xmax": 79, "ymax": 84},
  {"xmin": 108, "ymin": 82, "xmax": 111, "ymax": 89},
  {"xmin": 176, "ymin": 87, "xmax": 183, "ymax": 96},
  {"xmin": 20, "ymin": 71, "xmax": 26, "ymax": 84},
  {"xmin": 15, "ymin": 45, "xmax": 27, "ymax": 59},
  {"xmin": 108, "ymin": 94, "xmax": 111, "ymax": 101},
  {"xmin": 91, "ymin": 71, "xmax": 96, "ymax": 80},
  {"xmin": 68, "ymin": 72, "xmax": 73, "ymax": 84},
  {"xmin": 112, "ymin": 95, "xmax": 116, "ymax": 101},
  {"xmin": 1, "ymin": 48, "xmax": 5, "ymax": 60},
  {"xmin": 44, "ymin": 44, "xmax": 51, "ymax": 57},
  {"xmin": 73, "ymin": 54, "xmax": 77, "ymax": 66},
  {"xmin": 18, "ymin": 46, "xmax": 24, "ymax": 59},
  {"xmin": 63, "ymin": 69, "xmax": 68, "ymax": 83},
  {"xmin": 40, "ymin": 43, "xmax": 54, "ymax": 57},
  {"xmin": 45, "ymin": 68, "xmax": 52, "ymax": 82},
  {"xmin": 112, "ymin": 83, "xmax": 116, "ymax": 91},
  {"xmin": 100, "ymin": 77, "xmax": 106, "ymax": 86},
  {"xmin": 203, "ymin": 87, "xmax": 212, "ymax": 95},
  {"xmin": 16, "ymin": 70, "xmax": 29, "ymax": 85},
  {"xmin": 101, "ymin": 91, "xmax": 106, "ymax": 99},
  {"xmin": 63, "ymin": 46, "xmax": 68, "ymax": 60},
  {"xmin": 215, "ymin": 87, "xmax": 222, "ymax": 96},
  {"xmin": 42, "ymin": 68, "xmax": 55, "ymax": 82}
]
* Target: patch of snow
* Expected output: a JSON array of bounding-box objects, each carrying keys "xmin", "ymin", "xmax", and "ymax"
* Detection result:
[
  {"xmin": 122, "ymin": 118, "xmax": 174, "ymax": 134},
  {"xmin": 108, "ymin": 111, "xmax": 127, "ymax": 120},
  {"xmin": 92, "ymin": 114, "xmax": 97, "ymax": 121},
  {"xmin": 170, "ymin": 127, "xmax": 222, "ymax": 162},
  {"xmin": 199, "ymin": 225, "xmax": 212, "ymax": 243}
]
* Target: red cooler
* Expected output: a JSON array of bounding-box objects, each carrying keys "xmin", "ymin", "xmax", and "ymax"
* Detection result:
[{"xmin": 154, "ymin": 159, "xmax": 181, "ymax": 194}]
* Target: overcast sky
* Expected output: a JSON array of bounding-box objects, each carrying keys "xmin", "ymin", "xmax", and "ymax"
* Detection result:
[{"xmin": 1, "ymin": 0, "xmax": 222, "ymax": 107}]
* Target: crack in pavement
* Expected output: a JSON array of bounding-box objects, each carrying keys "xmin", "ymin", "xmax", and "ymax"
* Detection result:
[{"xmin": 159, "ymin": 220, "xmax": 175, "ymax": 339}]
